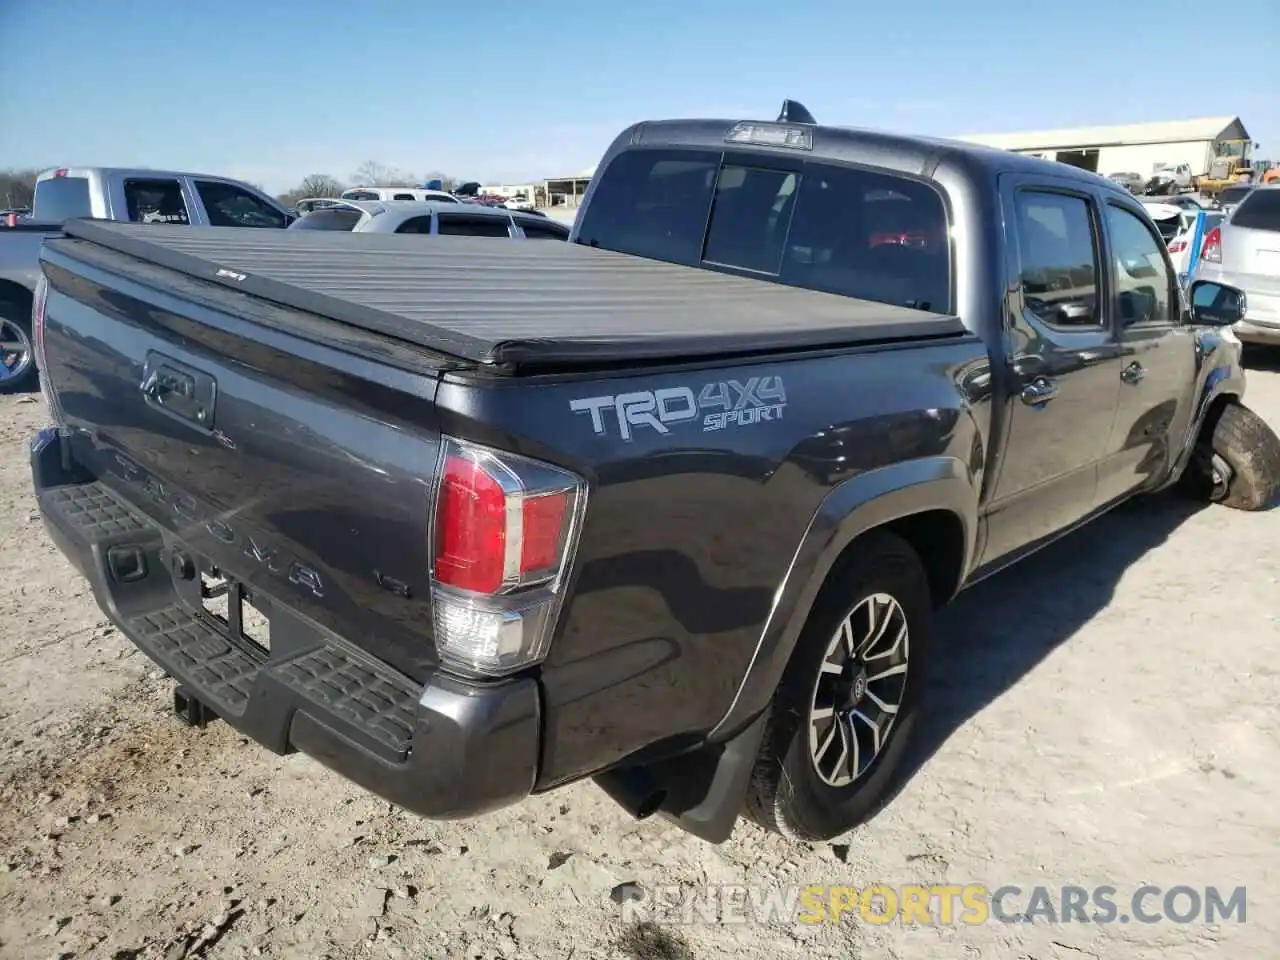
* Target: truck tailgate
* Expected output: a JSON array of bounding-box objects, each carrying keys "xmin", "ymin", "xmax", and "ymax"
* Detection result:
[{"xmin": 36, "ymin": 236, "xmax": 448, "ymax": 690}]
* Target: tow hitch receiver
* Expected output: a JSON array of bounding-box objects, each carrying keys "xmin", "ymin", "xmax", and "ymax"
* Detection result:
[{"xmin": 173, "ymin": 686, "xmax": 218, "ymax": 729}]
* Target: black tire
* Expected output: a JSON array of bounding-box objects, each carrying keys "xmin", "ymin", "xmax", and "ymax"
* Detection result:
[
  {"xmin": 1204, "ymin": 403, "xmax": 1280, "ymax": 510},
  {"xmin": 744, "ymin": 530, "xmax": 932, "ymax": 841},
  {"xmin": 0, "ymin": 297, "xmax": 38, "ymax": 395}
]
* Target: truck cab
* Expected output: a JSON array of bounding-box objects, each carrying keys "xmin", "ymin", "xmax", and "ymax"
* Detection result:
[{"xmin": 32, "ymin": 167, "xmax": 295, "ymax": 228}]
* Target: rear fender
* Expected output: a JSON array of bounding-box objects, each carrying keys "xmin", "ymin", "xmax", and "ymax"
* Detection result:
[{"xmin": 707, "ymin": 456, "xmax": 978, "ymax": 741}]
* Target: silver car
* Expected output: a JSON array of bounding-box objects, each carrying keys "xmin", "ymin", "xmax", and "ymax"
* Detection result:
[
  {"xmin": 1192, "ymin": 183, "xmax": 1280, "ymax": 345},
  {"xmin": 289, "ymin": 199, "xmax": 568, "ymax": 240}
]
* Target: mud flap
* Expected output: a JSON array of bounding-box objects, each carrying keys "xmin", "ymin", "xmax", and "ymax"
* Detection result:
[{"xmin": 653, "ymin": 709, "xmax": 770, "ymax": 844}]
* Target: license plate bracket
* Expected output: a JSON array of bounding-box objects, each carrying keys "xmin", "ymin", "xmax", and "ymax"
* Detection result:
[{"xmin": 199, "ymin": 569, "xmax": 271, "ymax": 654}]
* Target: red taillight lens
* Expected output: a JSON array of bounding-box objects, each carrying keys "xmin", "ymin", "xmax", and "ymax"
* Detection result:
[
  {"xmin": 1200, "ymin": 227, "xmax": 1222, "ymax": 263},
  {"xmin": 1168, "ymin": 239, "xmax": 1187, "ymax": 253},
  {"xmin": 434, "ymin": 453, "xmax": 508, "ymax": 593},
  {"xmin": 429, "ymin": 437, "xmax": 584, "ymax": 677}
]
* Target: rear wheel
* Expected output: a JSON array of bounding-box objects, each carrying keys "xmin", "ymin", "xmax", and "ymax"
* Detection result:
[
  {"xmin": 1185, "ymin": 402, "xmax": 1280, "ymax": 510},
  {"xmin": 744, "ymin": 531, "xmax": 932, "ymax": 841},
  {"xmin": 0, "ymin": 297, "xmax": 37, "ymax": 394}
]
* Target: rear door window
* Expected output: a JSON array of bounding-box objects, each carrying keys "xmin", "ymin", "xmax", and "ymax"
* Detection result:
[
  {"xmin": 123, "ymin": 178, "xmax": 190, "ymax": 224},
  {"xmin": 343, "ymin": 190, "xmax": 380, "ymax": 201},
  {"xmin": 291, "ymin": 209, "xmax": 363, "ymax": 231},
  {"xmin": 395, "ymin": 216, "xmax": 435, "ymax": 234},
  {"xmin": 32, "ymin": 176, "xmax": 91, "ymax": 221},
  {"xmin": 436, "ymin": 214, "xmax": 513, "ymax": 238},
  {"xmin": 195, "ymin": 181, "xmax": 287, "ymax": 228},
  {"xmin": 576, "ymin": 148, "xmax": 950, "ymax": 312},
  {"xmin": 1230, "ymin": 190, "xmax": 1280, "ymax": 232},
  {"xmin": 1013, "ymin": 190, "xmax": 1101, "ymax": 329},
  {"xmin": 393, "ymin": 193, "xmax": 417, "ymax": 201},
  {"xmin": 517, "ymin": 220, "xmax": 570, "ymax": 240}
]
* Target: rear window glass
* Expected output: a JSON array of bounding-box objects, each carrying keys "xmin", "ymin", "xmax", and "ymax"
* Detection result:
[
  {"xmin": 343, "ymin": 190, "xmax": 380, "ymax": 201},
  {"xmin": 576, "ymin": 149, "xmax": 950, "ymax": 312},
  {"xmin": 33, "ymin": 176, "xmax": 91, "ymax": 221},
  {"xmin": 1218, "ymin": 187, "xmax": 1252, "ymax": 207},
  {"xmin": 1230, "ymin": 190, "xmax": 1280, "ymax": 232},
  {"xmin": 437, "ymin": 215, "xmax": 512, "ymax": 238},
  {"xmin": 291, "ymin": 209, "xmax": 363, "ymax": 231},
  {"xmin": 1150, "ymin": 215, "xmax": 1181, "ymax": 242},
  {"xmin": 393, "ymin": 193, "xmax": 416, "ymax": 201}
]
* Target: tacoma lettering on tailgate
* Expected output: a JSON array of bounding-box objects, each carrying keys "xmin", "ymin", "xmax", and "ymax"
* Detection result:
[
  {"xmin": 570, "ymin": 376, "xmax": 787, "ymax": 441},
  {"xmin": 109, "ymin": 452, "xmax": 325, "ymax": 598}
]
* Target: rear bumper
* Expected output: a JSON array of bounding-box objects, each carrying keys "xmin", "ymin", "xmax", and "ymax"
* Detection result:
[
  {"xmin": 30, "ymin": 428, "xmax": 540, "ymax": 819},
  {"xmin": 1234, "ymin": 320, "xmax": 1280, "ymax": 346}
]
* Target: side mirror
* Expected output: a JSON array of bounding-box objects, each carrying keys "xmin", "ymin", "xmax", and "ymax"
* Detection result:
[{"xmin": 1189, "ymin": 280, "xmax": 1246, "ymax": 326}]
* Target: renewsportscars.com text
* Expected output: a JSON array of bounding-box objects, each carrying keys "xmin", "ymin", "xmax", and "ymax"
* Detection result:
[{"xmin": 620, "ymin": 883, "xmax": 1248, "ymax": 927}]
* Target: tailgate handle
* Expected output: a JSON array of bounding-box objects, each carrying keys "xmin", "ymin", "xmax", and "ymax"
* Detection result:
[{"xmin": 141, "ymin": 353, "xmax": 217, "ymax": 429}]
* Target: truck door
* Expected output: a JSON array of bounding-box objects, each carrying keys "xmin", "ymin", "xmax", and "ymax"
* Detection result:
[
  {"xmin": 982, "ymin": 178, "xmax": 1125, "ymax": 564},
  {"xmin": 1094, "ymin": 199, "xmax": 1197, "ymax": 506}
]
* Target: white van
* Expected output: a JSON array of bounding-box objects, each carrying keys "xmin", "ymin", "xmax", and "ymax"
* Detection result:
[{"xmin": 340, "ymin": 186, "xmax": 459, "ymax": 203}]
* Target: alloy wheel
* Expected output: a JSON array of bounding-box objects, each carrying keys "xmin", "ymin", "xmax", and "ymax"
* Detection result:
[
  {"xmin": 0, "ymin": 316, "xmax": 33, "ymax": 385},
  {"xmin": 808, "ymin": 592, "xmax": 910, "ymax": 788}
]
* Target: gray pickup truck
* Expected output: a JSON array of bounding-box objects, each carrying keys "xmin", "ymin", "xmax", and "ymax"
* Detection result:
[
  {"xmin": 0, "ymin": 167, "xmax": 295, "ymax": 392},
  {"xmin": 29, "ymin": 103, "xmax": 1280, "ymax": 845}
]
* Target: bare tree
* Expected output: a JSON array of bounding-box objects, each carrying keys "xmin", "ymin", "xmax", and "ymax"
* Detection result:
[
  {"xmin": 0, "ymin": 168, "xmax": 40, "ymax": 209},
  {"xmin": 350, "ymin": 161, "xmax": 418, "ymax": 187},
  {"xmin": 277, "ymin": 173, "xmax": 346, "ymax": 209},
  {"xmin": 299, "ymin": 174, "xmax": 345, "ymax": 198}
]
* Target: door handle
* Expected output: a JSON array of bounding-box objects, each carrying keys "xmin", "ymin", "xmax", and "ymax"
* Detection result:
[
  {"xmin": 1120, "ymin": 362, "xmax": 1146, "ymax": 385},
  {"xmin": 1020, "ymin": 376, "xmax": 1059, "ymax": 406}
]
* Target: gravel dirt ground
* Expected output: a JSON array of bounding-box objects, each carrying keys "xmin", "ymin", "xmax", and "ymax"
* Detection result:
[{"xmin": 1, "ymin": 357, "xmax": 1278, "ymax": 960}]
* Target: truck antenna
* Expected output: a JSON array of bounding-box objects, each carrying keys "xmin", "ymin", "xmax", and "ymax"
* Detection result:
[{"xmin": 777, "ymin": 99, "xmax": 817, "ymax": 124}]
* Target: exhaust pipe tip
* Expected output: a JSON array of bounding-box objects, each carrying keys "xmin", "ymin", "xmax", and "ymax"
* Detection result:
[{"xmin": 594, "ymin": 766, "xmax": 668, "ymax": 821}]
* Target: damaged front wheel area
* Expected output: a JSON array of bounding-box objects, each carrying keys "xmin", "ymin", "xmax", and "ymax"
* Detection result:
[{"xmin": 1182, "ymin": 402, "xmax": 1280, "ymax": 511}]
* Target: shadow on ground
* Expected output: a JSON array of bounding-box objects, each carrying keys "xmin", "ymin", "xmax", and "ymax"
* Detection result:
[{"xmin": 884, "ymin": 493, "xmax": 1207, "ymax": 803}]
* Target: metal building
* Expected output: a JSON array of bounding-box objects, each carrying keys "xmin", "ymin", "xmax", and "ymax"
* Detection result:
[{"xmin": 957, "ymin": 116, "xmax": 1252, "ymax": 180}]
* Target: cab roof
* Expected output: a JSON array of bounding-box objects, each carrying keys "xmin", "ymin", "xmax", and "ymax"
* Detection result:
[{"xmin": 608, "ymin": 114, "xmax": 1127, "ymax": 194}]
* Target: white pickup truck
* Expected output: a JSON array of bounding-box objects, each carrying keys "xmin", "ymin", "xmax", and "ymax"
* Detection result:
[{"xmin": 0, "ymin": 167, "xmax": 295, "ymax": 393}]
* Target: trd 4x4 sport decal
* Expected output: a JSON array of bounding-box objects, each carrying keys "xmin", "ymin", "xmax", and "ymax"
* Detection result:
[{"xmin": 569, "ymin": 376, "xmax": 787, "ymax": 441}]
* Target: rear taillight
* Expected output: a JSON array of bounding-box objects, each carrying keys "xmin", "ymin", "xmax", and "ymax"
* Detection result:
[
  {"xmin": 1200, "ymin": 227, "xmax": 1222, "ymax": 263},
  {"xmin": 1167, "ymin": 239, "xmax": 1187, "ymax": 253},
  {"xmin": 429, "ymin": 436, "xmax": 585, "ymax": 677}
]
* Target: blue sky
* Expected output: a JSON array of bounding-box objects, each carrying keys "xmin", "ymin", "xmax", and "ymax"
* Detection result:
[{"xmin": 2, "ymin": 0, "xmax": 1276, "ymax": 194}]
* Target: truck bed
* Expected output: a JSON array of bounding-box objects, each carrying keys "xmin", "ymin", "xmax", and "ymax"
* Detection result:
[{"xmin": 59, "ymin": 219, "xmax": 966, "ymax": 371}]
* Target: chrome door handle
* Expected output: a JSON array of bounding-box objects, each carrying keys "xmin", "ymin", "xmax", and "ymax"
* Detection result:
[
  {"xmin": 1020, "ymin": 377, "xmax": 1059, "ymax": 405},
  {"xmin": 1120, "ymin": 362, "xmax": 1145, "ymax": 385}
]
